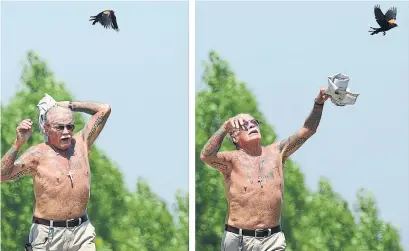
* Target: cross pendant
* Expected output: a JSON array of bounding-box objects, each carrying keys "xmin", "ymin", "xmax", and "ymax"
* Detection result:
[
  {"xmin": 258, "ymin": 177, "xmax": 263, "ymax": 188},
  {"xmin": 67, "ymin": 171, "xmax": 74, "ymax": 188}
]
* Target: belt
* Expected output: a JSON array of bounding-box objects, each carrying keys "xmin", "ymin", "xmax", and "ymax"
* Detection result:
[
  {"xmin": 225, "ymin": 224, "xmax": 281, "ymax": 237},
  {"xmin": 33, "ymin": 214, "xmax": 88, "ymax": 228}
]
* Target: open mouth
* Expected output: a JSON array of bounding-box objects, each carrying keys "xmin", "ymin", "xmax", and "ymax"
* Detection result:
[
  {"xmin": 249, "ymin": 129, "xmax": 258, "ymax": 135},
  {"xmin": 60, "ymin": 137, "xmax": 71, "ymax": 143}
]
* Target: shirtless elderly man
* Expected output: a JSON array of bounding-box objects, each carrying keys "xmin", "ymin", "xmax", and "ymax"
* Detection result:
[
  {"xmin": 200, "ymin": 88, "xmax": 329, "ymax": 251},
  {"xmin": 1, "ymin": 96, "xmax": 111, "ymax": 251}
]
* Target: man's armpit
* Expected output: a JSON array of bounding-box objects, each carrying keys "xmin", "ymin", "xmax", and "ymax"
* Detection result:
[
  {"xmin": 278, "ymin": 140, "xmax": 286, "ymax": 153},
  {"xmin": 277, "ymin": 132, "xmax": 309, "ymax": 162},
  {"xmin": 209, "ymin": 161, "xmax": 229, "ymax": 173}
]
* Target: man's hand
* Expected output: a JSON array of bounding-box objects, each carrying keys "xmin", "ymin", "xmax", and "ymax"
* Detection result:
[
  {"xmin": 15, "ymin": 119, "xmax": 33, "ymax": 148},
  {"xmin": 223, "ymin": 114, "xmax": 247, "ymax": 132},
  {"xmin": 315, "ymin": 87, "xmax": 330, "ymax": 105}
]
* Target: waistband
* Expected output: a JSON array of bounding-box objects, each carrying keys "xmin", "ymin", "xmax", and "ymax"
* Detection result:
[
  {"xmin": 32, "ymin": 214, "xmax": 88, "ymax": 228},
  {"xmin": 225, "ymin": 224, "xmax": 281, "ymax": 237}
]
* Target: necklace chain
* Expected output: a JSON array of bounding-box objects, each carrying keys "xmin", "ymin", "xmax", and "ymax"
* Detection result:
[
  {"xmin": 49, "ymin": 143, "xmax": 75, "ymax": 187},
  {"xmin": 244, "ymin": 152, "xmax": 265, "ymax": 188}
]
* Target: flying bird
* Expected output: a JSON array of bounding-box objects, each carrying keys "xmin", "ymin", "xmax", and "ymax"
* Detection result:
[
  {"xmin": 369, "ymin": 5, "xmax": 397, "ymax": 36},
  {"xmin": 89, "ymin": 10, "xmax": 119, "ymax": 32}
]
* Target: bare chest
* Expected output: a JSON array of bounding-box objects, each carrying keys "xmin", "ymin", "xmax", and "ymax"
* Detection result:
[
  {"xmin": 230, "ymin": 152, "xmax": 284, "ymax": 193},
  {"xmin": 34, "ymin": 148, "xmax": 90, "ymax": 189}
]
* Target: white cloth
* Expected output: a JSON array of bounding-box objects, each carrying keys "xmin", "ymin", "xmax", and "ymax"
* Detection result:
[
  {"xmin": 37, "ymin": 93, "xmax": 56, "ymax": 140},
  {"xmin": 325, "ymin": 73, "xmax": 360, "ymax": 106}
]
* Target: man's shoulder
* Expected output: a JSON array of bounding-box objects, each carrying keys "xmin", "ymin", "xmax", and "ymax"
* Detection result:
[
  {"xmin": 262, "ymin": 142, "xmax": 283, "ymax": 155},
  {"xmin": 24, "ymin": 143, "xmax": 46, "ymax": 156},
  {"xmin": 15, "ymin": 144, "xmax": 44, "ymax": 168},
  {"xmin": 263, "ymin": 142, "xmax": 281, "ymax": 150}
]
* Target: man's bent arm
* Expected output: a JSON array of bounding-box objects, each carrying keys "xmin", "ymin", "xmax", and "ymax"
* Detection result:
[
  {"xmin": 200, "ymin": 126, "xmax": 233, "ymax": 174},
  {"xmin": 58, "ymin": 101, "xmax": 112, "ymax": 149},
  {"xmin": 1, "ymin": 143, "xmax": 39, "ymax": 182},
  {"xmin": 1, "ymin": 142, "xmax": 20, "ymax": 177},
  {"xmin": 278, "ymin": 101, "xmax": 324, "ymax": 163},
  {"xmin": 70, "ymin": 101, "xmax": 110, "ymax": 116}
]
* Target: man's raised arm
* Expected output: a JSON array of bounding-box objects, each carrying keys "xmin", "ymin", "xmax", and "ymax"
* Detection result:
[
  {"xmin": 57, "ymin": 101, "xmax": 111, "ymax": 149},
  {"xmin": 278, "ymin": 88, "xmax": 329, "ymax": 163},
  {"xmin": 1, "ymin": 119, "xmax": 40, "ymax": 182},
  {"xmin": 200, "ymin": 117, "xmax": 240, "ymax": 174}
]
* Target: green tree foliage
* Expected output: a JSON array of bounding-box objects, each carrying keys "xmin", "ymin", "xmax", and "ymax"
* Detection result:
[
  {"xmin": 1, "ymin": 51, "xmax": 188, "ymax": 251},
  {"xmin": 195, "ymin": 51, "xmax": 403, "ymax": 251}
]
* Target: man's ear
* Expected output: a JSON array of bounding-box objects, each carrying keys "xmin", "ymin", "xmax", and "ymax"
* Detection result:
[{"xmin": 44, "ymin": 124, "xmax": 50, "ymax": 135}]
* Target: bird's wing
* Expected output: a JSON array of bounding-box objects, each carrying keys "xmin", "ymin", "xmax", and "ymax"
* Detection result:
[
  {"xmin": 374, "ymin": 5, "xmax": 387, "ymax": 26},
  {"xmin": 99, "ymin": 12, "xmax": 113, "ymax": 28},
  {"xmin": 385, "ymin": 7, "xmax": 397, "ymax": 22},
  {"xmin": 110, "ymin": 13, "xmax": 119, "ymax": 31}
]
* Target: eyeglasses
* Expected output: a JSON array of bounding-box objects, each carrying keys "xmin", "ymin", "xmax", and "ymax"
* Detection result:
[
  {"xmin": 242, "ymin": 119, "xmax": 260, "ymax": 130},
  {"xmin": 53, "ymin": 124, "xmax": 75, "ymax": 131}
]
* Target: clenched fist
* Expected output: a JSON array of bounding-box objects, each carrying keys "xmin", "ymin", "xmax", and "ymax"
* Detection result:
[
  {"xmin": 315, "ymin": 87, "xmax": 330, "ymax": 104},
  {"xmin": 16, "ymin": 119, "xmax": 33, "ymax": 147}
]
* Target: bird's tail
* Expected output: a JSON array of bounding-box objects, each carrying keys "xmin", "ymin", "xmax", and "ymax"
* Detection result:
[
  {"xmin": 89, "ymin": 16, "xmax": 98, "ymax": 25},
  {"xmin": 368, "ymin": 27, "xmax": 379, "ymax": 35}
]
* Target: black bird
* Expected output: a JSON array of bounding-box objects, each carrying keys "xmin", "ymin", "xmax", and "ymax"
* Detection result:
[
  {"xmin": 89, "ymin": 10, "xmax": 119, "ymax": 32},
  {"xmin": 369, "ymin": 5, "xmax": 397, "ymax": 36}
]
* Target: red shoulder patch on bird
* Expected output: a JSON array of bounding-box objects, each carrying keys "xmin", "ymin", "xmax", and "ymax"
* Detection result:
[
  {"xmin": 103, "ymin": 10, "xmax": 111, "ymax": 15},
  {"xmin": 388, "ymin": 19, "xmax": 396, "ymax": 24}
]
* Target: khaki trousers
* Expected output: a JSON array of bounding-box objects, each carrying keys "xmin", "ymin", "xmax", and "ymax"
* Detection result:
[
  {"xmin": 221, "ymin": 230, "xmax": 286, "ymax": 251},
  {"xmin": 28, "ymin": 220, "xmax": 96, "ymax": 251}
]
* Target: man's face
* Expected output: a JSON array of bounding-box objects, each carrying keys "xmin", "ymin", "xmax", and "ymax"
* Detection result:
[
  {"xmin": 45, "ymin": 107, "xmax": 75, "ymax": 150},
  {"xmin": 232, "ymin": 114, "xmax": 262, "ymax": 147}
]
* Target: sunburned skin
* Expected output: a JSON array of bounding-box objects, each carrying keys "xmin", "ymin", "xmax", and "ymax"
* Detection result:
[
  {"xmin": 224, "ymin": 144, "xmax": 284, "ymax": 229},
  {"xmin": 30, "ymin": 138, "xmax": 91, "ymax": 220},
  {"xmin": 1, "ymin": 100, "xmax": 111, "ymax": 221},
  {"xmin": 201, "ymin": 89, "xmax": 328, "ymax": 231}
]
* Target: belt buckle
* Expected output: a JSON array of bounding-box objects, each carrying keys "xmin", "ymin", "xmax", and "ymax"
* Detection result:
[
  {"xmin": 65, "ymin": 217, "xmax": 80, "ymax": 228},
  {"xmin": 254, "ymin": 229, "xmax": 265, "ymax": 237}
]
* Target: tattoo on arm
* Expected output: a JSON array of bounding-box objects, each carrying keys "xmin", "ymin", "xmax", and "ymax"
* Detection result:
[
  {"xmin": 9, "ymin": 168, "xmax": 32, "ymax": 180},
  {"xmin": 71, "ymin": 101, "xmax": 111, "ymax": 147},
  {"xmin": 1, "ymin": 147, "xmax": 40, "ymax": 180},
  {"xmin": 1, "ymin": 146, "xmax": 19, "ymax": 176},
  {"xmin": 210, "ymin": 161, "xmax": 228, "ymax": 172},
  {"xmin": 303, "ymin": 103, "xmax": 324, "ymax": 133},
  {"xmin": 279, "ymin": 133, "xmax": 309, "ymax": 161},
  {"xmin": 86, "ymin": 111, "xmax": 110, "ymax": 147},
  {"xmin": 278, "ymin": 102, "xmax": 324, "ymax": 162},
  {"xmin": 72, "ymin": 102, "xmax": 108, "ymax": 115},
  {"xmin": 201, "ymin": 128, "xmax": 227, "ymax": 156}
]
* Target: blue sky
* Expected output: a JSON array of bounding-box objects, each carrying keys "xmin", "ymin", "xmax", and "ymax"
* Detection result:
[
  {"xmin": 1, "ymin": 1, "xmax": 188, "ymax": 206},
  {"xmin": 196, "ymin": 1, "xmax": 408, "ymax": 249}
]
